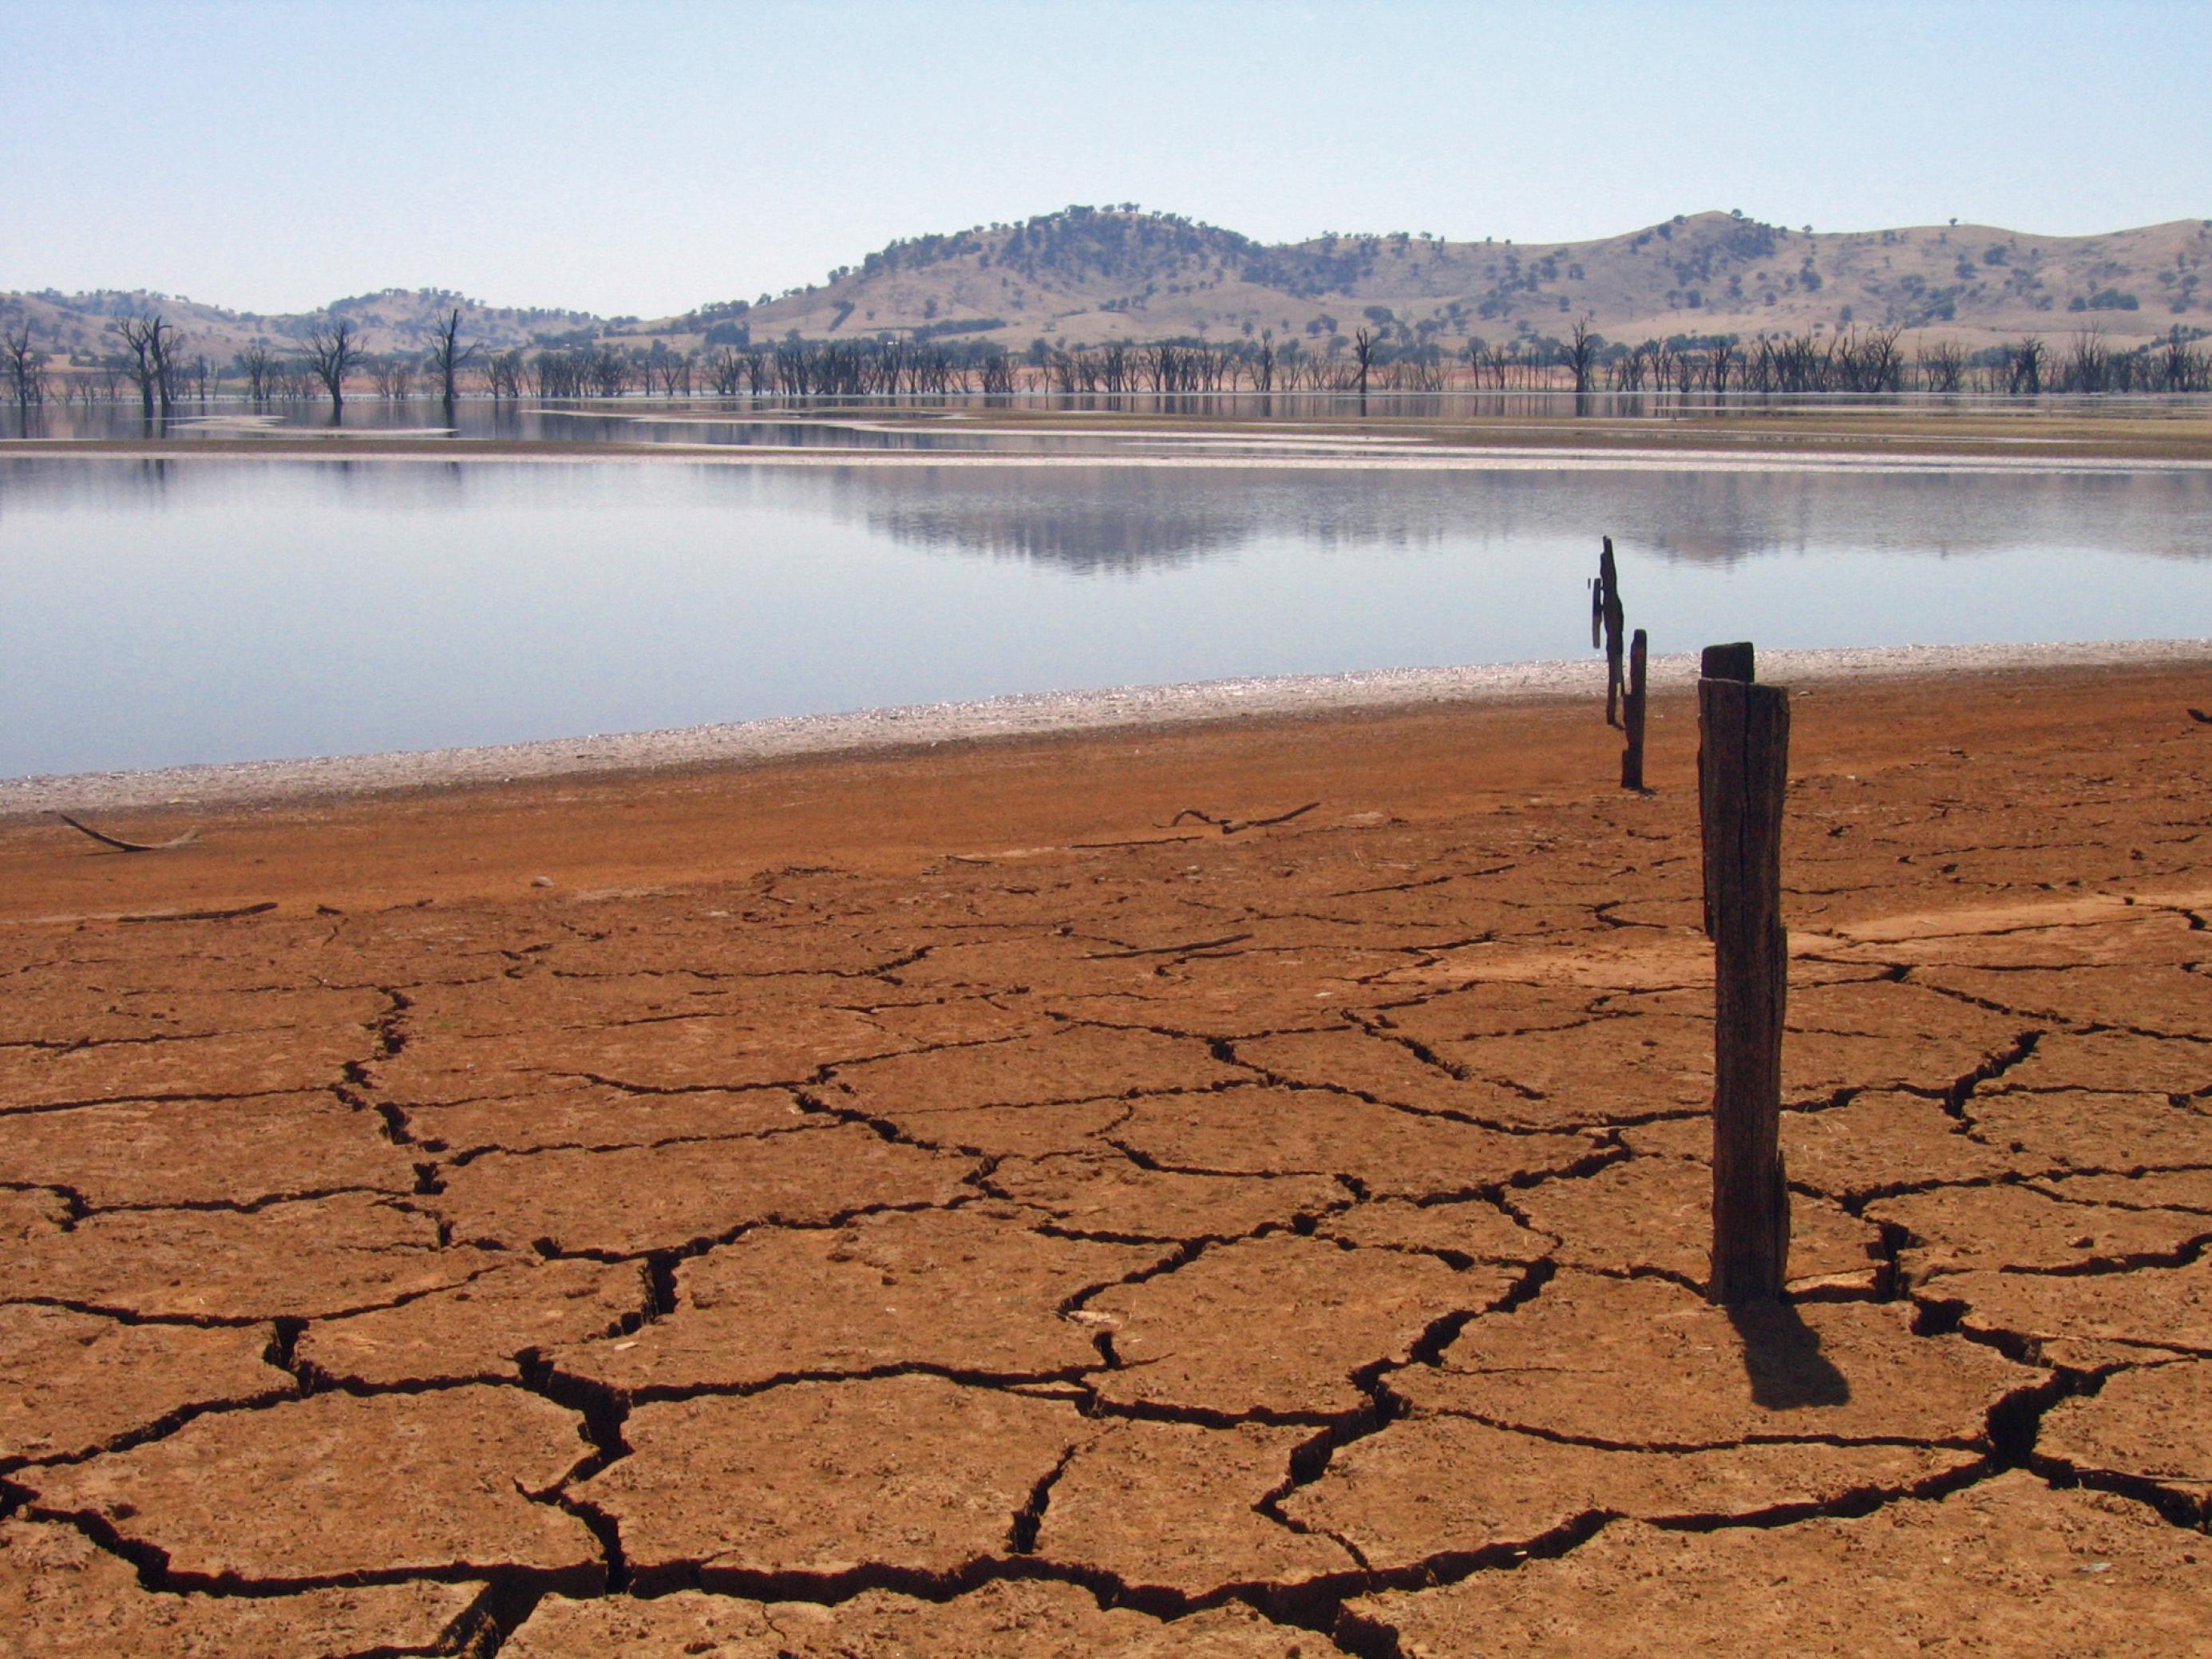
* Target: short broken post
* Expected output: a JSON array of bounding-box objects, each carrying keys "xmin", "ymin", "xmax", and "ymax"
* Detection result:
[
  {"xmin": 1699, "ymin": 640, "xmax": 1791, "ymax": 1303},
  {"xmin": 1619, "ymin": 628, "xmax": 1648, "ymax": 790},
  {"xmin": 1599, "ymin": 537, "xmax": 1625, "ymax": 727}
]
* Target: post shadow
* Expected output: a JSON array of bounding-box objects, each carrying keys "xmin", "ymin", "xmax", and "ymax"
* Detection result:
[{"xmin": 1727, "ymin": 1297, "xmax": 1850, "ymax": 1411}]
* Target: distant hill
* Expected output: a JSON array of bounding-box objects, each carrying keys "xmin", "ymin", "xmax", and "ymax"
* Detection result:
[
  {"xmin": 0, "ymin": 286, "xmax": 602, "ymax": 363},
  {"xmin": 700, "ymin": 206, "xmax": 2212, "ymax": 357},
  {"xmin": 6, "ymin": 208, "xmax": 2209, "ymax": 367}
]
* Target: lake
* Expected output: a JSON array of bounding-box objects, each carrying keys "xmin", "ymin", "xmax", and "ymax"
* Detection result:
[{"xmin": 2, "ymin": 455, "xmax": 2208, "ymax": 778}]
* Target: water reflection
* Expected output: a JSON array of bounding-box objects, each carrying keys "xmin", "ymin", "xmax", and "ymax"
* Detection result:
[
  {"xmin": 805, "ymin": 463, "xmax": 2212, "ymax": 574},
  {"xmin": 2, "ymin": 457, "xmax": 2207, "ymax": 778}
]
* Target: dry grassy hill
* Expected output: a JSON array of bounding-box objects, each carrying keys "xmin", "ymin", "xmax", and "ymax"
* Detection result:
[
  {"xmin": 0, "ymin": 287, "xmax": 599, "ymax": 364},
  {"xmin": 7, "ymin": 208, "xmax": 2209, "ymax": 368},
  {"xmin": 692, "ymin": 207, "xmax": 2212, "ymax": 357}
]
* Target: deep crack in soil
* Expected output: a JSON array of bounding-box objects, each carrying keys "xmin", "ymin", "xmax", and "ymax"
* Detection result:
[{"xmin": 3, "ymin": 664, "xmax": 2211, "ymax": 1655}]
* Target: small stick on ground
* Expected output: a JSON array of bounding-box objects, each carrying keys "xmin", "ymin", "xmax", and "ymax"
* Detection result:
[
  {"xmin": 55, "ymin": 812, "xmax": 200, "ymax": 853},
  {"xmin": 1168, "ymin": 802, "xmax": 1320, "ymax": 835},
  {"xmin": 1085, "ymin": 932, "xmax": 1254, "ymax": 960},
  {"xmin": 120, "ymin": 901, "xmax": 276, "ymax": 923}
]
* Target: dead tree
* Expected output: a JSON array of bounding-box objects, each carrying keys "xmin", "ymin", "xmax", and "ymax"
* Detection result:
[
  {"xmin": 302, "ymin": 321, "xmax": 363, "ymax": 414},
  {"xmin": 4, "ymin": 324, "xmax": 48, "ymax": 414},
  {"xmin": 485, "ymin": 349, "xmax": 523, "ymax": 400},
  {"xmin": 425, "ymin": 307, "xmax": 477, "ymax": 408},
  {"xmin": 370, "ymin": 359, "xmax": 414, "ymax": 399},
  {"xmin": 704, "ymin": 345, "xmax": 745, "ymax": 397},
  {"xmin": 1352, "ymin": 327, "xmax": 1375, "ymax": 406},
  {"xmin": 2062, "ymin": 328, "xmax": 2111, "ymax": 394},
  {"xmin": 233, "ymin": 342, "xmax": 277, "ymax": 403},
  {"xmin": 113, "ymin": 314, "xmax": 184, "ymax": 418},
  {"xmin": 1562, "ymin": 317, "xmax": 1597, "ymax": 396},
  {"xmin": 1707, "ymin": 339, "xmax": 1735, "ymax": 395},
  {"xmin": 1916, "ymin": 339, "xmax": 1965, "ymax": 393},
  {"xmin": 977, "ymin": 350, "xmax": 1017, "ymax": 395}
]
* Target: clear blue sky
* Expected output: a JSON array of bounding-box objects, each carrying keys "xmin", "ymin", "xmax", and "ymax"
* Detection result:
[{"xmin": 6, "ymin": 0, "xmax": 2208, "ymax": 318}]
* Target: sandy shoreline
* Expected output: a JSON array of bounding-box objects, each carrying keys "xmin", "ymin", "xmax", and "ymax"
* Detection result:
[{"xmin": 7, "ymin": 639, "xmax": 2204, "ymax": 818}]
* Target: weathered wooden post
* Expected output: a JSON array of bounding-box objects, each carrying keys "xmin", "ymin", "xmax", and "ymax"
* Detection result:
[
  {"xmin": 1620, "ymin": 629, "xmax": 1648, "ymax": 790},
  {"xmin": 1699, "ymin": 641, "xmax": 1791, "ymax": 1303},
  {"xmin": 1599, "ymin": 537, "xmax": 1625, "ymax": 727}
]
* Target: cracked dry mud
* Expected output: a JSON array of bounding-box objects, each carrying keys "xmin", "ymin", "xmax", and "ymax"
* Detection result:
[{"xmin": 2, "ymin": 663, "xmax": 2210, "ymax": 1655}]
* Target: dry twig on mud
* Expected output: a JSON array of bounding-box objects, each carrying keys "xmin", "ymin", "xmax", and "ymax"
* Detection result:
[
  {"xmin": 1168, "ymin": 801, "xmax": 1320, "ymax": 835},
  {"xmin": 55, "ymin": 811, "xmax": 200, "ymax": 853}
]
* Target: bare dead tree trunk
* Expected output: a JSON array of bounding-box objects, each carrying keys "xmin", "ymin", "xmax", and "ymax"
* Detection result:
[
  {"xmin": 4, "ymin": 324, "xmax": 48, "ymax": 414},
  {"xmin": 426, "ymin": 307, "xmax": 477, "ymax": 409},
  {"xmin": 303, "ymin": 321, "xmax": 364, "ymax": 414},
  {"xmin": 113, "ymin": 315, "xmax": 181, "ymax": 418},
  {"xmin": 1564, "ymin": 316, "xmax": 1597, "ymax": 397}
]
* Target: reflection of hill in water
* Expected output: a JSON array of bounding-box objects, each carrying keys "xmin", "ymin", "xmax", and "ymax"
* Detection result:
[
  {"xmin": 800, "ymin": 464, "xmax": 2212, "ymax": 574},
  {"xmin": 6, "ymin": 453, "xmax": 2205, "ymax": 575},
  {"xmin": 864, "ymin": 496, "xmax": 1254, "ymax": 574},
  {"xmin": 825, "ymin": 469, "xmax": 1466, "ymax": 574},
  {"xmin": 1611, "ymin": 468, "xmax": 2212, "ymax": 568}
]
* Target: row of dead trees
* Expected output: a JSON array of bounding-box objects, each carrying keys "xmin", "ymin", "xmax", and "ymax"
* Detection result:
[
  {"xmin": 1565, "ymin": 323, "xmax": 2211, "ymax": 397},
  {"xmin": 14, "ymin": 311, "xmax": 2210, "ymax": 418}
]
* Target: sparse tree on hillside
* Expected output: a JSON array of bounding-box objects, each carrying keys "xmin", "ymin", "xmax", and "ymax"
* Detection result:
[
  {"xmin": 425, "ymin": 307, "xmax": 477, "ymax": 407},
  {"xmin": 302, "ymin": 320, "xmax": 364, "ymax": 414}
]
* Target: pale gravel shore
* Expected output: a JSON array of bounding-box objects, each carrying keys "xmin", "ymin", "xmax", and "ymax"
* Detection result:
[
  {"xmin": 5, "ymin": 640, "xmax": 2204, "ymax": 818},
  {"xmin": 8, "ymin": 441, "xmax": 2212, "ymax": 474}
]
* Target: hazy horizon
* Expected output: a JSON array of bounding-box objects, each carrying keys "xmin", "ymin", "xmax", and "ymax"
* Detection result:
[{"xmin": 6, "ymin": 0, "xmax": 2210, "ymax": 319}]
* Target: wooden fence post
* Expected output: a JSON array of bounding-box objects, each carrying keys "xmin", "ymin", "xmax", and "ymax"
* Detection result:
[
  {"xmin": 1620, "ymin": 629, "xmax": 1648, "ymax": 790},
  {"xmin": 1699, "ymin": 643, "xmax": 1791, "ymax": 1303},
  {"xmin": 1600, "ymin": 537, "xmax": 1625, "ymax": 727}
]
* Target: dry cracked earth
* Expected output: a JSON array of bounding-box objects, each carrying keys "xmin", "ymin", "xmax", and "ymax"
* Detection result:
[{"xmin": 3, "ymin": 673, "xmax": 2211, "ymax": 1656}]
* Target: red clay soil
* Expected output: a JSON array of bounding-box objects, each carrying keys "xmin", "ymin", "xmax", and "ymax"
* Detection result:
[{"xmin": 2, "ymin": 663, "xmax": 2210, "ymax": 1655}]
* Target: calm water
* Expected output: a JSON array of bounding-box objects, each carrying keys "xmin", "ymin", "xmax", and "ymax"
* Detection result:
[{"xmin": 2, "ymin": 457, "xmax": 2208, "ymax": 778}]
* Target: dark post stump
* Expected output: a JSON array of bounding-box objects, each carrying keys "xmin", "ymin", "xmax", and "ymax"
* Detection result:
[
  {"xmin": 1620, "ymin": 629, "xmax": 1648, "ymax": 790},
  {"xmin": 1600, "ymin": 537, "xmax": 1625, "ymax": 727},
  {"xmin": 1700, "ymin": 649, "xmax": 1791, "ymax": 1304},
  {"xmin": 1697, "ymin": 641, "xmax": 1755, "ymax": 937}
]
